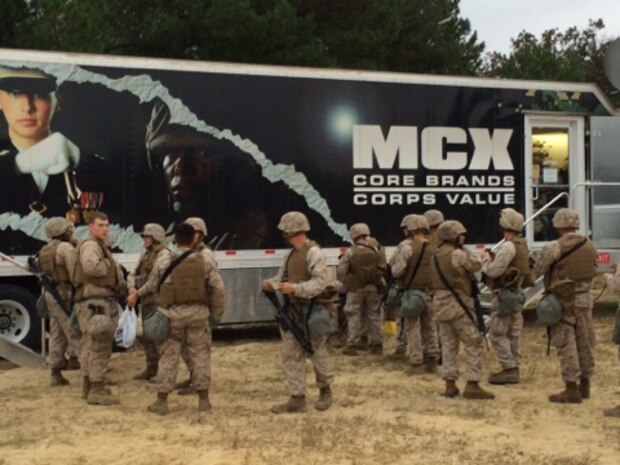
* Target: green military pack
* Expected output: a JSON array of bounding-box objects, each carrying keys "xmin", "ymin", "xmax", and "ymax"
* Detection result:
[
  {"xmin": 144, "ymin": 309, "xmax": 170, "ymax": 344},
  {"xmin": 304, "ymin": 302, "xmax": 332, "ymax": 339},
  {"xmin": 536, "ymin": 293, "xmax": 563, "ymax": 326},
  {"xmin": 399, "ymin": 289, "xmax": 427, "ymax": 318},
  {"xmin": 497, "ymin": 288, "xmax": 525, "ymax": 316},
  {"xmin": 36, "ymin": 295, "xmax": 49, "ymax": 319}
]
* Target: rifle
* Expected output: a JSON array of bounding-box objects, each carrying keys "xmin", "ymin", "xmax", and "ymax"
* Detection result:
[
  {"xmin": 263, "ymin": 290, "xmax": 314, "ymax": 356},
  {"xmin": 0, "ymin": 251, "xmax": 70, "ymax": 315},
  {"xmin": 470, "ymin": 278, "xmax": 489, "ymax": 350}
]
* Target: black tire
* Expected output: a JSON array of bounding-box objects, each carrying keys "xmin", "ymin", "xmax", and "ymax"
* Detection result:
[{"xmin": 0, "ymin": 284, "xmax": 41, "ymax": 351}]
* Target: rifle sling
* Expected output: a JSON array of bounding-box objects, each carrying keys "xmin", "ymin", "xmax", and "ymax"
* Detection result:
[
  {"xmin": 548, "ymin": 238, "xmax": 588, "ymax": 280},
  {"xmin": 157, "ymin": 250, "xmax": 193, "ymax": 290},
  {"xmin": 433, "ymin": 254, "xmax": 479, "ymax": 330}
]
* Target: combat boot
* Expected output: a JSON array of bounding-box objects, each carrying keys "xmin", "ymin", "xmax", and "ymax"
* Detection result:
[
  {"xmin": 148, "ymin": 392, "xmax": 170, "ymax": 415},
  {"xmin": 342, "ymin": 346, "xmax": 358, "ymax": 356},
  {"xmin": 197, "ymin": 389, "xmax": 212, "ymax": 412},
  {"xmin": 315, "ymin": 386, "xmax": 332, "ymax": 411},
  {"xmin": 603, "ymin": 405, "xmax": 620, "ymax": 417},
  {"xmin": 50, "ymin": 368, "xmax": 69, "ymax": 387},
  {"xmin": 579, "ymin": 378, "xmax": 590, "ymax": 399},
  {"xmin": 369, "ymin": 344, "xmax": 383, "ymax": 355},
  {"xmin": 133, "ymin": 365, "xmax": 158, "ymax": 381},
  {"xmin": 463, "ymin": 382, "xmax": 495, "ymax": 400},
  {"xmin": 87, "ymin": 382, "xmax": 120, "ymax": 406},
  {"xmin": 64, "ymin": 357, "xmax": 80, "ymax": 371},
  {"xmin": 488, "ymin": 367, "xmax": 520, "ymax": 385},
  {"xmin": 270, "ymin": 395, "xmax": 307, "ymax": 414},
  {"xmin": 424, "ymin": 358, "xmax": 438, "ymax": 374},
  {"xmin": 405, "ymin": 364, "xmax": 426, "ymax": 376},
  {"xmin": 443, "ymin": 380, "xmax": 460, "ymax": 398},
  {"xmin": 548, "ymin": 382, "xmax": 582, "ymax": 403},
  {"xmin": 358, "ymin": 336, "xmax": 370, "ymax": 351}
]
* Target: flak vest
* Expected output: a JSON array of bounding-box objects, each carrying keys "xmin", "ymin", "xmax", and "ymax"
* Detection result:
[
  {"xmin": 286, "ymin": 241, "xmax": 331, "ymax": 307},
  {"xmin": 544, "ymin": 234, "xmax": 597, "ymax": 291},
  {"xmin": 38, "ymin": 240, "xmax": 71, "ymax": 285},
  {"xmin": 430, "ymin": 243, "xmax": 471, "ymax": 296},
  {"xmin": 345, "ymin": 239, "xmax": 383, "ymax": 292},
  {"xmin": 159, "ymin": 251, "xmax": 207, "ymax": 308},
  {"xmin": 399, "ymin": 238, "xmax": 432, "ymax": 290},
  {"xmin": 487, "ymin": 236, "xmax": 530, "ymax": 290},
  {"xmin": 73, "ymin": 239, "xmax": 119, "ymax": 301}
]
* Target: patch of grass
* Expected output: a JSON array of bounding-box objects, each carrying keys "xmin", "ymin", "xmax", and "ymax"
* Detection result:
[{"xmin": 0, "ymin": 432, "xmax": 36, "ymax": 449}]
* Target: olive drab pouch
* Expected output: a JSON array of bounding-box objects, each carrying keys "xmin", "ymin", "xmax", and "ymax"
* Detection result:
[
  {"xmin": 497, "ymin": 288, "xmax": 525, "ymax": 316},
  {"xmin": 399, "ymin": 290, "xmax": 427, "ymax": 318},
  {"xmin": 36, "ymin": 295, "xmax": 49, "ymax": 319},
  {"xmin": 613, "ymin": 304, "xmax": 620, "ymax": 345},
  {"xmin": 303, "ymin": 301, "xmax": 332, "ymax": 339},
  {"xmin": 144, "ymin": 309, "xmax": 170, "ymax": 345},
  {"xmin": 536, "ymin": 293, "xmax": 563, "ymax": 326},
  {"xmin": 384, "ymin": 287, "xmax": 402, "ymax": 314}
]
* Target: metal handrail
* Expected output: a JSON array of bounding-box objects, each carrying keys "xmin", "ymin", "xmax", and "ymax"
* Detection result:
[{"xmin": 490, "ymin": 191, "xmax": 569, "ymax": 251}]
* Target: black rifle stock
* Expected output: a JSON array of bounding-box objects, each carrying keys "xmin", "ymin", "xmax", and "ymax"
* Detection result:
[
  {"xmin": 470, "ymin": 278, "xmax": 489, "ymax": 350},
  {"xmin": 263, "ymin": 290, "xmax": 314, "ymax": 356}
]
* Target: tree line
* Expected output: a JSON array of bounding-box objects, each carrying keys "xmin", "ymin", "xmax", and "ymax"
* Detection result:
[{"xmin": 1, "ymin": 1, "xmax": 618, "ymax": 103}]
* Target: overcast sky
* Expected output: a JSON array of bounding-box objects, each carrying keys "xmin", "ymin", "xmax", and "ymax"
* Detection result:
[{"xmin": 460, "ymin": 0, "xmax": 620, "ymax": 55}]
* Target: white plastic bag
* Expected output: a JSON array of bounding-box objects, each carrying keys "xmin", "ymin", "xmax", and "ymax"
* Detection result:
[{"xmin": 115, "ymin": 306, "xmax": 138, "ymax": 348}]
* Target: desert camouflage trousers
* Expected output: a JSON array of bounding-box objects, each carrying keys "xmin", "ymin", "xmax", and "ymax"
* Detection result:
[
  {"xmin": 344, "ymin": 286, "xmax": 382, "ymax": 347},
  {"xmin": 158, "ymin": 316, "xmax": 211, "ymax": 393},
  {"xmin": 75, "ymin": 298, "xmax": 119, "ymax": 382},
  {"xmin": 280, "ymin": 328, "xmax": 334, "ymax": 396},
  {"xmin": 45, "ymin": 293, "xmax": 81, "ymax": 369},
  {"xmin": 139, "ymin": 303, "xmax": 160, "ymax": 369},
  {"xmin": 550, "ymin": 305, "xmax": 595, "ymax": 383},
  {"xmin": 489, "ymin": 311, "xmax": 523, "ymax": 370},
  {"xmin": 405, "ymin": 298, "xmax": 440, "ymax": 365},
  {"xmin": 438, "ymin": 314, "xmax": 484, "ymax": 382}
]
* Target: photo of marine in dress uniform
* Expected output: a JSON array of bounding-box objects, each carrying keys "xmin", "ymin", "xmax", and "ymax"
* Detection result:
[{"xmin": 0, "ymin": 67, "xmax": 108, "ymax": 255}]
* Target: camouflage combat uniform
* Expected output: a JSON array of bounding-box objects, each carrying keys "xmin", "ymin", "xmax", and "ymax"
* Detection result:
[
  {"xmin": 338, "ymin": 237, "xmax": 385, "ymax": 352},
  {"xmin": 266, "ymin": 240, "xmax": 335, "ymax": 397},
  {"xmin": 390, "ymin": 236, "xmax": 439, "ymax": 370},
  {"xmin": 38, "ymin": 239, "xmax": 80, "ymax": 369}
]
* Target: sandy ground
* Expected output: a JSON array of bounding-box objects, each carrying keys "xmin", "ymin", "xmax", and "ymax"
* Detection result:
[{"xmin": 1, "ymin": 300, "xmax": 619, "ymax": 464}]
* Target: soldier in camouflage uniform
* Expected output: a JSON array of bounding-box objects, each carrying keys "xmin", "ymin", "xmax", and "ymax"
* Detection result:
[
  {"xmin": 338, "ymin": 223, "xmax": 386, "ymax": 356},
  {"xmin": 431, "ymin": 220, "xmax": 494, "ymax": 400},
  {"xmin": 391, "ymin": 210, "xmax": 444, "ymax": 358},
  {"xmin": 389, "ymin": 215, "xmax": 440, "ymax": 375},
  {"xmin": 72, "ymin": 212, "xmax": 124, "ymax": 405},
  {"xmin": 261, "ymin": 211, "xmax": 334, "ymax": 414},
  {"xmin": 126, "ymin": 223, "xmax": 169, "ymax": 381},
  {"xmin": 38, "ymin": 217, "xmax": 80, "ymax": 386},
  {"xmin": 171, "ymin": 217, "xmax": 225, "ymax": 395},
  {"xmin": 535, "ymin": 208, "xmax": 597, "ymax": 403},
  {"xmin": 604, "ymin": 266, "xmax": 620, "ymax": 417},
  {"xmin": 147, "ymin": 222, "xmax": 225, "ymax": 415},
  {"xmin": 481, "ymin": 208, "xmax": 531, "ymax": 385}
]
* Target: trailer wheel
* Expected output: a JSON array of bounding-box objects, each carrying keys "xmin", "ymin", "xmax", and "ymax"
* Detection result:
[{"xmin": 0, "ymin": 284, "xmax": 41, "ymax": 351}]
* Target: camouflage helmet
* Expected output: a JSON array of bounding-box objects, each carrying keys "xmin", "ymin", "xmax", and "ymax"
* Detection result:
[
  {"xmin": 402, "ymin": 214, "xmax": 430, "ymax": 233},
  {"xmin": 499, "ymin": 208, "xmax": 524, "ymax": 232},
  {"xmin": 141, "ymin": 223, "xmax": 166, "ymax": 244},
  {"xmin": 278, "ymin": 211, "xmax": 310, "ymax": 234},
  {"xmin": 349, "ymin": 223, "xmax": 371, "ymax": 241},
  {"xmin": 437, "ymin": 220, "xmax": 467, "ymax": 242},
  {"xmin": 423, "ymin": 209, "xmax": 445, "ymax": 227},
  {"xmin": 89, "ymin": 314, "xmax": 115, "ymax": 341},
  {"xmin": 44, "ymin": 217, "xmax": 72, "ymax": 238},
  {"xmin": 185, "ymin": 217, "xmax": 207, "ymax": 236},
  {"xmin": 400, "ymin": 214, "xmax": 415, "ymax": 228},
  {"xmin": 552, "ymin": 208, "xmax": 580, "ymax": 229}
]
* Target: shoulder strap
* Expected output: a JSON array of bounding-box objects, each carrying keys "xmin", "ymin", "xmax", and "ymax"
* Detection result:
[
  {"xmin": 157, "ymin": 250, "xmax": 194, "ymax": 290},
  {"xmin": 404, "ymin": 242, "xmax": 428, "ymax": 290},
  {"xmin": 549, "ymin": 238, "xmax": 587, "ymax": 277},
  {"xmin": 433, "ymin": 254, "xmax": 477, "ymax": 326}
]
